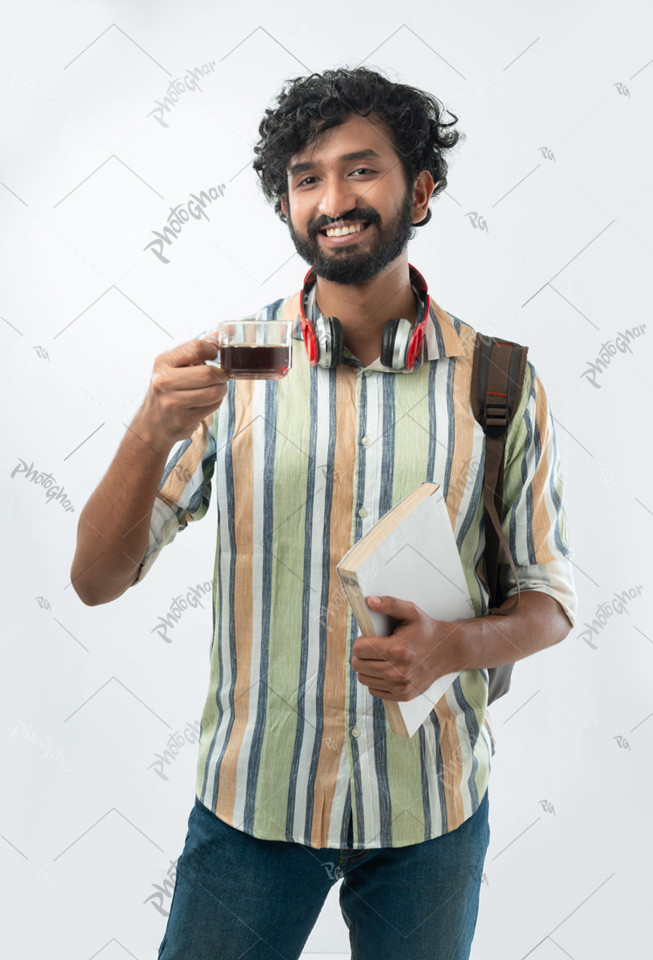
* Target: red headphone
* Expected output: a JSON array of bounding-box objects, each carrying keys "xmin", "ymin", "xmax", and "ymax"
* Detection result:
[{"xmin": 299, "ymin": 263, "xmax": 431, "ymax": 370}]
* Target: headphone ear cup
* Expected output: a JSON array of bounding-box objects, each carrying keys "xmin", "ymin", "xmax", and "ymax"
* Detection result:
[
  {"xmin": 380, "ymin": 318, "xmax": 399, "ymax": 368},
  {"xmin": 312, "ymin": 315, "xmax": 345, "ymax": 367},
  {"xmin": 301, "ymin": 320, "xmax": 318, "ymax": 365},
  {"xmin": 328, "ymin": 317, "xmax": 345, "ymax": 367},
  {"xmin": 381, "ymin": 317, "xmax": 413, "ymax": 369}
]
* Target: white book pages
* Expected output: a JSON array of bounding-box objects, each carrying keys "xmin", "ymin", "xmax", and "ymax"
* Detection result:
[{"xmin": 351, "ymin": 488, "xmax": 476, "ymax": 738}]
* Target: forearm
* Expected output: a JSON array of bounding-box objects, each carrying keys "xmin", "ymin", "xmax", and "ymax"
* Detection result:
[
  {"xmin": 70, "ymin": 411, "xmax": 174, "ymax": 606},
  {"xmin": 459, "ymin": 590, "xmax": 573, "ymax": 671}
]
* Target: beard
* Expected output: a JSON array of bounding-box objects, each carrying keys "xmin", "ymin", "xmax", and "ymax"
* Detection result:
[{"xmin": 285, "ymin": 183, "xmax": 417, "ymax": 285}]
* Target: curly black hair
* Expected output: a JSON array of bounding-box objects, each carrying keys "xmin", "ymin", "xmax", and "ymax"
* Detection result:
[{"xmin": 252, "ymin": 65, "xmax": 464, "ymax": 228}]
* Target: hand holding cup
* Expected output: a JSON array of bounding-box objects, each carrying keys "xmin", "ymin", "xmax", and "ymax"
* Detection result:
[{"xmin": 136, "ymin": 335, "xmax": 231, "ymax": 448}]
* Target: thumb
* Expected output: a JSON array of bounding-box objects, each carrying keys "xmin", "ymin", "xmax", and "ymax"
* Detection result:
[{"xmin": 366, "ymin": 595, "xmax": 416, "ymax": 621}]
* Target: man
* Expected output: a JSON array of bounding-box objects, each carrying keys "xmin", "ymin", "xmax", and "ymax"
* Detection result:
[{"xmin": 71, "ymin": 66, "xmax": 576, "ymax": 960}]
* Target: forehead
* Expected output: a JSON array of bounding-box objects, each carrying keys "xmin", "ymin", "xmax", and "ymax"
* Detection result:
[{"xmin": 286, "ymin": 112, "xmax": 398, "ymax": 173}]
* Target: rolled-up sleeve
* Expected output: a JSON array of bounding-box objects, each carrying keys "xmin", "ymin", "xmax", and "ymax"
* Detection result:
[
  {"xmin": 131, "ymin": 411, "xmax": 217, "ymax": 585},
  {"xmin": 498, "ymin": 361, "xmax": 577, "ymax": 628}
]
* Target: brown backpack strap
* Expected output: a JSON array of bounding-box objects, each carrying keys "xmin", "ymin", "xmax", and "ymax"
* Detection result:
[
  {"xmin": 484, "ymin": 434, "xmax": 520, "ymax": 614},
  {"xmin": 471, "ymin": 334, "xmax": 529, "ymax": 617}
]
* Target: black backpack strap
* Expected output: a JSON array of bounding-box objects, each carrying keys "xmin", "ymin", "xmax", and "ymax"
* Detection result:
[{"xmin": 471, "ymin": 333, "xmax": 528, "ymax": 703}]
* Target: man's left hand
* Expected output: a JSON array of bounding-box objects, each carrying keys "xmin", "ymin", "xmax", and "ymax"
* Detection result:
[{"xmin": 350, "ymin": 595, "xmax": 469, "ymax": 701}]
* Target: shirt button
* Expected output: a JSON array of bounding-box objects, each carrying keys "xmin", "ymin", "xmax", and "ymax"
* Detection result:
[
  {"xmin": 364, "ymin": 369, "xmax": 372, "ymax": 377},
  {"xmin": 360, "ymin": 436, "xmax": 371, "ymax": 446},
  {"xmin": 358, "ymin": 507, "xmax": 368, "ymax": 518},
  {"xmin": 351, "ymin": 727, "xmax": 361, "ymax": 738}
]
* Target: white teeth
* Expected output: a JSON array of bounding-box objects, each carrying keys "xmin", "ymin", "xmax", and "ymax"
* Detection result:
[{"xmin": 324, "ymin": 222, "xmax": 367, "ymax": 237}]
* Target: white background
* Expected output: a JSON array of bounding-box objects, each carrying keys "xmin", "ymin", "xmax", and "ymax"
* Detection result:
[{"xmin": 2, "ymin": 1, "xmax": 652, "ymax": 957}]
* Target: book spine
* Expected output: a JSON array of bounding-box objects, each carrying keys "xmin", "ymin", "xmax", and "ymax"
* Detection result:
[
  {"xmin": 338, "ymin": 570, "xmax": 410, "ymax": 739},
  {"xmin": 337, "ymin": 570, "xmax": 376, "ymax": 636}
]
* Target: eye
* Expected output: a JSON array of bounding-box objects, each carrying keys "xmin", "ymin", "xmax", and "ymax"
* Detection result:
[{"xmin": 297, "ymin": 168, "xmax": 377, "ymax": 187}]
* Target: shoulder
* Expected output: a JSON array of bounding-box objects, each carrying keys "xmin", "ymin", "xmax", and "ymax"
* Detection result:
[
  {"xmin": 255, "ymin": 296, "xmax": 288, "ymax": 322},
  {"xmin": 425, "ymin": 300, "xmax": 477, "ymax": 361}
]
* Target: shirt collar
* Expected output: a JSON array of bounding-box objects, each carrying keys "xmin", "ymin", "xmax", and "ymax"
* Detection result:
[{"xmin": 288, "ymin": 279, "xmax": 464, "ymax": 370}]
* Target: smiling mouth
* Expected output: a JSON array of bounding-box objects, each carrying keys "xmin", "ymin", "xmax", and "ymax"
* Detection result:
[{"xmin": 319, "ymin": 221, "xmax": 371, "ymax": 239}]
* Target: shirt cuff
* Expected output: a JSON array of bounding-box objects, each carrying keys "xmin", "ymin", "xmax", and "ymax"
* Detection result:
[
  {"xmin": 499, "ymin": 555, "xmax": 577, "ymax": 628},
  {"xmin": 131, "ymin": 496, "xmax": 183, "ymax": 585}
]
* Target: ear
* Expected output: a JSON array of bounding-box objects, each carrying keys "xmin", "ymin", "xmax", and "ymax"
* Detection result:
[
  {"xmin": 280, "ymin": 194, "xmax": 288, "ymax": 218},
  {"xmin": 413, "ymin": 170, "xmax": 435, "ymax": 223}
]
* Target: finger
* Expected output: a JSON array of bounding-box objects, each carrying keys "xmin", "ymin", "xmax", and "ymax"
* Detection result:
[
  {"xmin": 353, "ymin": 637, "xmax": 399, "ymax": 668},
  {"xmin": 357, "ymin": 670, "xmax": 393, "ymax": 690},
  {"xmin": 165, "ymin": 338, "xmax": 221, "ymax": 369},
  {"xmin": 153, "ymin": 363, "xmax": 227, "ymax": 390},
  {"xmin": 354, "ymin": 632, "xmax": 394, "ymax": 652},
  {"xmin": 365, "ymin": 595, "xmax": 417, "ymax": 621},
  {"xmin": 355, "ymin": 670, "xmax": 391, "ymax": 693},
  {"xmin": 150, "ymin": 376, "xmax": 228, "ymax": 406}
]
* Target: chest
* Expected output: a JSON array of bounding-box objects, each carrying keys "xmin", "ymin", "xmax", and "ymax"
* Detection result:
[{"xmin": 215, "ymin": 348, "xmax": 487, "ymax": 544}]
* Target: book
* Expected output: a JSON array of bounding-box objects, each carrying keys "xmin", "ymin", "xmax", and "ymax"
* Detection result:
[{"xmin": 337, "ymin": 481, "xmax": 476, "ymax": 738}]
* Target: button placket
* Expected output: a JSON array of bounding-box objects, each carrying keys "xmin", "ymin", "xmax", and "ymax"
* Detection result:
[{"xmin": 355, "ymin": 369, "xmax": 376, "ymax": 528}]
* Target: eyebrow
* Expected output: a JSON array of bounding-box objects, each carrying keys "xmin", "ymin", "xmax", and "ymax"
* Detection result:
[{"xmin": 288, "ymin": 149, "xmax": 383, "ymax": 179}]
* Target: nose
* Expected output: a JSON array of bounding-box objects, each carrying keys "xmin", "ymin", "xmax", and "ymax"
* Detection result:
[{"xmin": 317, "ymin": 173, "xmax": 361, "ymax": 224}]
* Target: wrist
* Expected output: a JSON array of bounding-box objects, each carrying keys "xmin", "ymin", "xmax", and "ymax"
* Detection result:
[
  {"xmin": 453, "ymin": 616, "xmax": 485, "ymax": 673},
  {"xmin": 129, "ymin": 409, "xmax": 174, "ymax": 459}
]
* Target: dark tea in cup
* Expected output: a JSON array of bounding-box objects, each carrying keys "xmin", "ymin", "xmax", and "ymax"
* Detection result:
[
  {"xmin": 220, "ymin": 344, "xmax": 291, "ymax": 377},
  {"xmin": 202, "ymin": 320, "xmax": 292, "ymax": 380}
]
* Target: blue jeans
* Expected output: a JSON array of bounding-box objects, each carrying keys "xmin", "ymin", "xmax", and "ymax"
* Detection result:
[{"xmin": 157, "ymin": 787, "xmax": 490, "ymax": 960}]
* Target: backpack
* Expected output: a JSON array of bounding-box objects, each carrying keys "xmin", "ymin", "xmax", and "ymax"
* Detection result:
[{"xmin": 470, "ymin": 333, "xmax": 529, "ymax": 705}]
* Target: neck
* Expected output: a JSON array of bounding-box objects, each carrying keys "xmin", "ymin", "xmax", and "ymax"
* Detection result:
[{"xmin": 314, "ymin": 259, "xmax": 418, "ymax": 367}]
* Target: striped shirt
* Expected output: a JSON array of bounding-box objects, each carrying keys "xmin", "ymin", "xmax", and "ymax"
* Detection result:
[{"xmin": 132, "ymin": 277, "xmax": 577, "ymax": 849}]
